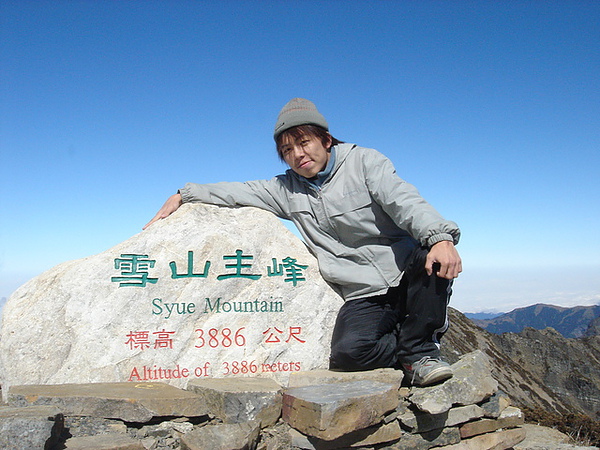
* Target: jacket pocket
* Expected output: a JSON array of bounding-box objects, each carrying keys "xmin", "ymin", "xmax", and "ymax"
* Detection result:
[
  {"xmin": 326, "ymin": 190, "xmax": 373, "ymax": 216},
  {"xmin": 288, "ymin": 195, "xmax": 315, "ymax": 218}
]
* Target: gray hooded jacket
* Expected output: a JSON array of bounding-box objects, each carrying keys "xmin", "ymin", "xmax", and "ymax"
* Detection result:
[{"xmin": 180, "ymin": 143, "xmax": 460, "ymax": 301}]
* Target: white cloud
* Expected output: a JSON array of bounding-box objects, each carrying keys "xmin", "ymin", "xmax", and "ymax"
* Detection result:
[{"xmin": 452, "ymin": 265, "xmax": 600, "ymax": 313}]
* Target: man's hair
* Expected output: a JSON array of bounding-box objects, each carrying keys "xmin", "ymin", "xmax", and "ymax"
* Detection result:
[{"xmin": 275, "ymin": 124, "xmax": 343, "ymax": 161}]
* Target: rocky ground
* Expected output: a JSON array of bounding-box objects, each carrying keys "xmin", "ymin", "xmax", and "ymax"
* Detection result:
[
  {"xmin": 443, "ymin": 307, "xmax": 600, "ymax": 421},
  {"xmin": 1, "ymin": 350, "xmax": 597, "ymax": 449}
]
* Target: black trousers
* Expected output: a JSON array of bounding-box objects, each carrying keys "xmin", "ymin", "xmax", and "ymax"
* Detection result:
[{"xmin": 329, "ymin": 247, "xmax": 452, "ymax": 371}]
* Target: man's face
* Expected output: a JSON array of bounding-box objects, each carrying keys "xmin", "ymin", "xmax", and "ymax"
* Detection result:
[{"xmin": 279, "ymin": 133, "xmax": 332, "ymax": 179}]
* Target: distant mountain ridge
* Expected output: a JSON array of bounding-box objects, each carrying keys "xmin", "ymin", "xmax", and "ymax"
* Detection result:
[
  {"xmin": 464, "ymin": 312, "xmax": 502, "ymax": 321},
  {"xmin": 469, "ymin": 303, "xmax": 600, "ymax": 338}
]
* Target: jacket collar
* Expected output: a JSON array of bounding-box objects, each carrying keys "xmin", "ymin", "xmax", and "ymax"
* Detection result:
[{"xmin": 286, "ymin": 143, "xmax": 356, "ymax": 188}]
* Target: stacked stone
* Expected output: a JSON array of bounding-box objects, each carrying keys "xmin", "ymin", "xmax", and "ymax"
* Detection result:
[
  {"xmin": 283, "ymin": 350, "xmax": 525, "ymax": 450},
  {"xmin": 0, "ymin": 350, "xmax": 526, "ymax": 449}
]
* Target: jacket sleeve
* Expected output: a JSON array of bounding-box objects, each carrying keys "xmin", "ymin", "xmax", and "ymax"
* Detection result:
[
  {"xmin": 179, "ymin": 178, "xmax": 291, "ymax": 219},
  {"xmin": 361, "ymin": 148, "xmax": 461, "ymax": 247}
]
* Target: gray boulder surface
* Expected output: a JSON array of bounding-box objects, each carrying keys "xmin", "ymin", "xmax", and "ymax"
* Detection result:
[{"xmin": 0, "ymin": 203, "xmax": 344, "ymax": 398}]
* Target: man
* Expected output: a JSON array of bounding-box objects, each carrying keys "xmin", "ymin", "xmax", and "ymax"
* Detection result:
[{"xmin": 145, "ymin": 98, "xmax": 462, "ymax": 386}]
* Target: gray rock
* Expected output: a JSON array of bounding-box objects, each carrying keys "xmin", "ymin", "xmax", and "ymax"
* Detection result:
[
  {"xmin": 383, "ymin": 399, "xmax": 411, "ymax": 424},
  {"xmin": 307, "ymin": 420, "xmax": 403, "ymax": 449},
  {"xmin": 258, "ymin": 421, "xmax": 295, "ymax": 450},
  {"xmin": 140, "ymin": 419, "xmax": 195, "ymax": 437},
  {"xmin": 186, "ymin": 377, "xmax": 282, "ymax": 427},
  {"xmin": 64, "ymin": 415, "xmax": 128, "ymax": 437},
  {"xmin": 64, "ymin": 432, "xmax": 146, "ymax": 449},
  {"xmin": 282, "ymin": 380, "xmax": 398, "ymax": 441},
  {"xmin": 479, "ymin": 389, "xmax": 511, "ymax": 418},
  {"xmin": 180, "ymin": 421, "xmax": 260, "ymax": 450},
  {"xmin": 0, "ymin": 204, "xmax": 343, "ymax": 398},
  {"xmin": 0, "ymin": 405, "xmax": 63, "ymax": 449},
  {"xmin": 288, "ymin": 367, "xmax": 403, "ymax": 389},
  {"xmin": 441, "ymin": 427, "xmax": 526, "ymax": 449},
  {"xmin": 514, "ymin": 424, "xmax": 598, "ymax": 450},
  {"xmin": 8, "ymin": 382, "xmax": 208, "ymax": 422},
  {"xmin": 384, "ymin": 426, "xmax": 461, "ymax": 449},
  {"xmin": 459, "ymin": 406, "xmax": 524, "ymax": 439},
  {"xmin": 409, "ymin": 350, "xmax": 498, "ymax": 414},
  {"xmin": 288, "ymin": 427, "xmax": 316, "ymax": 449},
  {"xmin": 399, "ymin": 404, "xmax": 485, "ymax": 433}
]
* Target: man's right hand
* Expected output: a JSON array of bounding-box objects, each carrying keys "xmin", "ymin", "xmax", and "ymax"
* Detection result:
[
  {"xmin": 143, "ymin": 193, "xmax": 183, "ymax": 230},
  {"xmin": 425, "ymin": 240, "xmax": 462, "ymax": 280}
]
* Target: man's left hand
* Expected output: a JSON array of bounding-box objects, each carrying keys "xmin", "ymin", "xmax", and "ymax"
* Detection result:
[{"xmin": 425, "ymin": 241, "xmax": 462, "ymax": 280}]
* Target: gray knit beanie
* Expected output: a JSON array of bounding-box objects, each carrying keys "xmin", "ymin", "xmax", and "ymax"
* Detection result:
[{"xmin": 273, "ymin": 98, "xmax": 328, "ymax": 140}]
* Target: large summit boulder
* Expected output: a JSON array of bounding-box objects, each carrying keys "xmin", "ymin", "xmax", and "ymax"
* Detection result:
[{"xmin": 0, "ymin": 203, "xmax": 343, "ymax": 398}]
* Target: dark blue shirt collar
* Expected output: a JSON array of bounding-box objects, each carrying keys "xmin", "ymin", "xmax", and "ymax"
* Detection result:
[{"xmin": 303, "ymin": 147, "xmax": 336, "ymax": 189}]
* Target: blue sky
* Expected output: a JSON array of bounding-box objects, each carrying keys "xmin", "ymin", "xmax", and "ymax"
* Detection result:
[{"xmin": 1, "ymin": 0, "xmax": 599, "ymax": 313}]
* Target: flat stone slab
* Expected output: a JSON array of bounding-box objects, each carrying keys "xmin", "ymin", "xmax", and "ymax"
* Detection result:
[
  {"xmin": 186, "ymin": 377, "xmax": 282, "ymax": 426},
  {"xmin": 282, "ymin": 380, "xmax": 398, "ymax": 441},
  {"xmin": 308, "ymin": 420, "xmax": 403, "ymax": 449},
  {"xmin": 443, "ymin": 427, "xmax": 526, "ymax": 449},
  {"xmin": 0, "ymin": 405, "xmax": 62, "ymax": 418},
  {"xmin": 398, "ymin": 404, "xmax": 485, "ymax": 433},
  {"xmin": 288, "ymin": 368, "xmax": 403, "ymax": 390},
  {"xmin": 459, "ymin": 406, "xmax": 524, "ymax": 439},
  {"xmin": 387, "ymin": 426, "xmax": 461, "ymax": 449},
  {"xmin": 179, "ymin": 421, "xmax": 260, "ymax": 450},
  {"xmin": 64, "ymin": 433, "xmax": 145, "ymax": 449},
  {"xmin": 8, "ymin": 382, "xmax": 208, "ymax": 422}
]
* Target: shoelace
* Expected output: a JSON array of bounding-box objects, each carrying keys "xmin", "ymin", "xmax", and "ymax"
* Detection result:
[{"xmin": 411, "ymin": 356, "xmax": 438, "ymax": 385}]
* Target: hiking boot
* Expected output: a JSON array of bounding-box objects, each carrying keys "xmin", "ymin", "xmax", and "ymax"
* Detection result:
[{"xmin": 402, "ymin": 356, "xmax": 453, "ymax": 387}]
